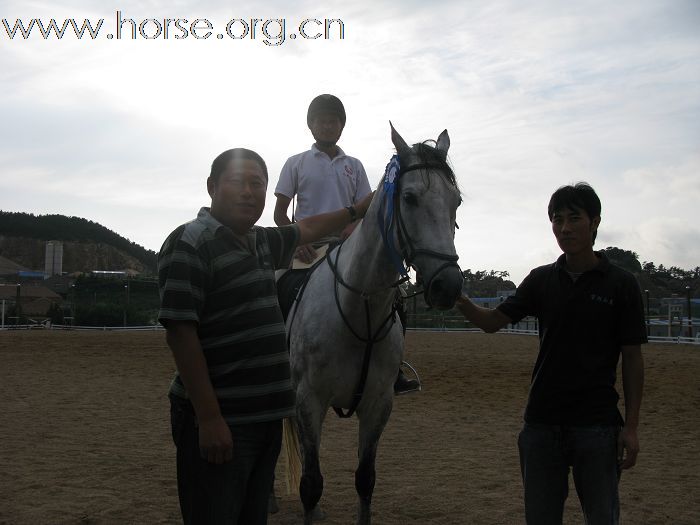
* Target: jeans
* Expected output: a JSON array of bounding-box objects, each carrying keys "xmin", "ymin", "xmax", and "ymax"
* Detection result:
[
  {"xmin": 170, "ymin": 400, "xmax": 282, "ymax": 525},
  {"xmin": 518, "ymin": 422, "xmax": 621, "ymax": 525}
]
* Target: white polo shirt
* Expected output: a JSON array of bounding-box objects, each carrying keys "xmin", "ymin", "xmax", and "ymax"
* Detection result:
[{"xmin": 274, "ymin": 144, "xmax": 372, "ymax": 221}]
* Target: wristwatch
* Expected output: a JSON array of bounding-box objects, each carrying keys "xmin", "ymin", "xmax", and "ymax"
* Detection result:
[{"xmin": 345, "ymin": 205, "xmax": 358, "ymax": 222}]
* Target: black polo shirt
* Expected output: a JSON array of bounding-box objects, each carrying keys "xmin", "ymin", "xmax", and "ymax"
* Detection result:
[{"xmin": 497, "ymin": 252, "xmax": 647, "ymax": 426}]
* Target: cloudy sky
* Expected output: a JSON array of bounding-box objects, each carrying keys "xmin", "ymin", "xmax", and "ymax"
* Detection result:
[{"xmin": 2, "ymin": 0, "xmax": 698, "ymax": 284}]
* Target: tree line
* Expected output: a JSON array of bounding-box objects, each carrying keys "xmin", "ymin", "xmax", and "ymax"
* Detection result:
[
  {"xmin": 602, "ymin": 246, "xmax": 699, "ymax": 299},
  {"xmin": 0, "ymin": 211, "xmax": 157, "ymax": 274},
  {"xmin": 4, "ymin": 239, "xmax": 696, "ymax": 327},
  {"xmin": 53, "ymin": 247, "xmax": 700, "ymax": 327}
]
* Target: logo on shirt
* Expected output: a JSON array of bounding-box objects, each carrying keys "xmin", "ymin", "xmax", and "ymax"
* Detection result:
[
  {"xmin": 590, "ymin": 294, "xmax": 614, "ymax": 306},
  {"xmin": 344, "ymin": 165, "xmax": 354, "ymax": 177}
]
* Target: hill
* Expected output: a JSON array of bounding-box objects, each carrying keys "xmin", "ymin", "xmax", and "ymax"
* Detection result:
[{"xmin": 0, "ymin": 211, "xmax": 157, "ymax": 275}]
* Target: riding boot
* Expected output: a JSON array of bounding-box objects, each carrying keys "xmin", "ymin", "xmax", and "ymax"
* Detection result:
[{"xmin": 394, "ymin": 368, "xmax": 420, "ymax": 395}]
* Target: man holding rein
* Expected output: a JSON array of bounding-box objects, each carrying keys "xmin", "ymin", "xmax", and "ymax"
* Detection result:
[{"xmin": 455, "ymin": 183, "xmax": 645, "ymax": 525}]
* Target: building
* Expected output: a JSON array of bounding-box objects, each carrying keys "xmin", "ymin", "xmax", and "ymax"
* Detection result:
[
  {"xmin": 0, "ymin": 282, "xmax": 62, "ymax": 320},
  {"xmin": 0, "ymin": 255, "xmax": 28, "ymax": 278},
  {"xmin": 45, "ymin": 241, "xmax": 63, "ymax": 277}
]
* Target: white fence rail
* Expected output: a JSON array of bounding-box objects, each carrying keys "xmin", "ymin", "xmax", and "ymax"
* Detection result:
[
  {"xmin": 406, "ymin": 326, "xmax": 700, "ymax": 345},
  {"xmin": 406, "ymin": 313, "xmax": 700, "ymax": 346},
  {"xmin": 2, "ymin": 322, "xmax": 698, "ymax": 345},
  {"xmin": 1, "ymin": 323, "xmax": 163, "ymax": 332}
]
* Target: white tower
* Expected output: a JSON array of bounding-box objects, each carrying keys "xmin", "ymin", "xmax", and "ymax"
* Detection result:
[{"xmin": 45, "ymin": 241, "xmax": 63, "ymax": 277}]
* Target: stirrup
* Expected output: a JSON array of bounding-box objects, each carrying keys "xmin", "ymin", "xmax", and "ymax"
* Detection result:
[{"xmin": 396, "ymin": 360, "xmax": 422, "ymax": 394}]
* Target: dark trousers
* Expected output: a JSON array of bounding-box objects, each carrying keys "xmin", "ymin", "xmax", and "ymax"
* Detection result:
[
  {"xmin": 170, "ymin": 400, "xmax": 282, "ymax": 525},
  {"xmin": 518, "ymin": 422, "xmax": 621, "ymax": 525}
]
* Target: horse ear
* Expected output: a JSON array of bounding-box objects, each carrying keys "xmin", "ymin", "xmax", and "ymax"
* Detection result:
[
  {"xmin": 436, "ymin": 129, "xmax": 450, "ymax": 157},
  {"xmin": 390, "ymin": 121, "xmax": 410, "ymax": 155}
]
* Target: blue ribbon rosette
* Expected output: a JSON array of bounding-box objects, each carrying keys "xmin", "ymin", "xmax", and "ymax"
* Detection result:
[{"xmin": 378, "ymin": 155, "xmax": 410, "ymax": 277}]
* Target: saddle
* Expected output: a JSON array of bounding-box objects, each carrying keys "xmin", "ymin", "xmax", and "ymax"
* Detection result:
[
  {"xmin": 276, "ymin": 269, "xmax": 310, "ymax": 321},
  {"xmin": 276, "ymin": 242, "xmax": 335, "ymax": 321}
]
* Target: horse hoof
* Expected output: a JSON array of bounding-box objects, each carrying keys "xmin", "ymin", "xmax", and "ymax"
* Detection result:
[
  {"xmin": 303, "ymin": 504, "xmax": 326, "ymax": 523},
  {"xmin": 312, "ymin": 505, "xmax": 326, "ymax": 521}
]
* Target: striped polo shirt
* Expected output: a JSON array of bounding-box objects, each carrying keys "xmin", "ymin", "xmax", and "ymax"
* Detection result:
[{"xmin": 158, "ymin": 207, "xmax": 299, "ymax": 424}]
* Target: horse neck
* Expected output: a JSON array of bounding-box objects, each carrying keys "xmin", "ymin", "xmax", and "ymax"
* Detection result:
[{"xmin": 334, "ymin": 199, "xmax": 401, "ymax": 302}]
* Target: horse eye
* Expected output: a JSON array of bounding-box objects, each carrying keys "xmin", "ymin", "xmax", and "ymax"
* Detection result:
[{"xmin": 403, "ymin": 193, "xmax": 418, "ymax": 206}]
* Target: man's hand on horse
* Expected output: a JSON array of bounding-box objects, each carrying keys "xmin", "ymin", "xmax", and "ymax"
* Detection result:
[{"xmin": 295, "ymin": 244, "xmax": 318, "ymax": 264}]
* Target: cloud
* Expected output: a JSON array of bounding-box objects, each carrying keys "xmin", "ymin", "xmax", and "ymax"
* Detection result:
[
  {"xmin": 604, "ymin": 156, "xmax": 700, "ymax": 269},
  {"xmin": 1, "ymin": 0, "xmax": 698, "ymax": 283}
]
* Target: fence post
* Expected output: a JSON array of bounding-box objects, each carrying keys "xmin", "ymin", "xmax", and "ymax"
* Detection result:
[
  {"xmin": 686, "ymin": 286, "xmax": 692, "ymax": 338},
  {"xmin": 644, "ymin": 290, "xmax": 650, "ymax": 336}
]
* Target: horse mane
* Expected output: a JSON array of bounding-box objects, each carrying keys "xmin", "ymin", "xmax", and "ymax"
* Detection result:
[{"xmin": 404, "ymin": 141, "xmax": 459, "ymax": 190}]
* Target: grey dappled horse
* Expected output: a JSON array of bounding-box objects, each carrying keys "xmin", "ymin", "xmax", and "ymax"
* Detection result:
[{"xmin": 286, "ymin": 125, "xmax": 463, "ymax": 524}]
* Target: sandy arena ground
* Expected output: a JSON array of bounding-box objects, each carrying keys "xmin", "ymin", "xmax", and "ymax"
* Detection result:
[{"xmin": 1, "ymin": 330, "xmax": 699, "ymax": 524}]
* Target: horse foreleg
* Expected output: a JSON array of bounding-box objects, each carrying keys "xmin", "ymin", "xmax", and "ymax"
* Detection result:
[
  {"xmin": 355, "ymin": 398, "xmax": 392, "ymax": 525},
  {"xmin": 300, "ymin": 456, "xmax": 322, "ymax": 525},
  {"xmin": 296, "ymin": 391, "xmax": 326, "ymax": 524},
  {"xmin": 355, "ymin": 442, "xmax": 377, "ymax": 525}
]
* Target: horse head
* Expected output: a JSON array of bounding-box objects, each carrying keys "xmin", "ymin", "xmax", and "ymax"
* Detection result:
[{"xmin": 388, "ymin": 123, "xmax": 464, "ymax": 310}]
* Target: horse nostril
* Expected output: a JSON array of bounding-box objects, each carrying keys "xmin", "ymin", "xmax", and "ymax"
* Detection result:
[{"xmin": 427, "ymin": 269, "xmax": 463, "ymax": 309}]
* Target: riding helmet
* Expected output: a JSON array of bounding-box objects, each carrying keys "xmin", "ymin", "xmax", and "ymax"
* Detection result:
[{"xmin": 307, "ymin": 94, "xmax": 346, "ymax": 128}]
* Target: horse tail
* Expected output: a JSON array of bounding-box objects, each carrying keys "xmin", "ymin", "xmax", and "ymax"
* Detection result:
[{"xmin": 282, "ymin": 417, "xmax": 302, "ymax": 495}]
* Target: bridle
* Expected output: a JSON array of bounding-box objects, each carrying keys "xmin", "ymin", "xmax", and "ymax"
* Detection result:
[{"xmin": 381, "ymin": 158, "xmax": 461, "ymax": 306}]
